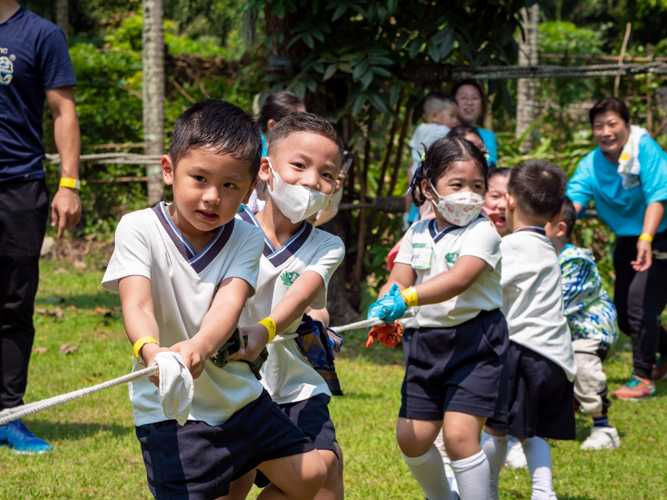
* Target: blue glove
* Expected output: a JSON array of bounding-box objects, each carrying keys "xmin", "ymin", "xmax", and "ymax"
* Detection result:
[{"xmin": 366, "ymin": 284, "xmax": 408, "ymax": 325}]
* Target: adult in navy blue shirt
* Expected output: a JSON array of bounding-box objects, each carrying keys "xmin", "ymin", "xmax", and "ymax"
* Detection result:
[
  {"xmin": 568, "ymin": 97, "xmax": 667, "ymax": 402},
  {"xmin": 0, "ymin": 0, "xmax": 81, "ymax": 453}
]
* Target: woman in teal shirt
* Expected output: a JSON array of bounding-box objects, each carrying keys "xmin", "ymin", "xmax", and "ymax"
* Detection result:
[
  {"xmin": 452, "ymin": 79, "xmax": 498, "ymax": 162},
  {"xmin": 567, "ymin": 97, "xmax": 667, "ymax": 401}
]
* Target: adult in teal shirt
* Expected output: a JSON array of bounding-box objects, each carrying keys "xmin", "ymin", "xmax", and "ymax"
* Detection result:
[
  {"xmin": 567, "ymin": 97, "xmax": 667, "ymax": 401},
  {"xmin": 452, "ymin": 80, "xmax": 498, "ymax": 161}
]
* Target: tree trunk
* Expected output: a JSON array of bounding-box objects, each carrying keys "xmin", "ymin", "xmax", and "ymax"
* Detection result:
[
  {"xmin": 142, "ymin": 0, "xmax": 165, "ymax": 205},
  {"xmin": 55, "ymin": 0, "xmax": 68, "ymax": 43},
  {"xmin": 515, "ymin": 4, "xmax": 539, "ymax": 153}
]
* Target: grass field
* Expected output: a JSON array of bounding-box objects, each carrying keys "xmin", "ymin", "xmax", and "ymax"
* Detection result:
[{"xmin": 1, "ymin": 260, "xmax": 667, "ymax": 499}]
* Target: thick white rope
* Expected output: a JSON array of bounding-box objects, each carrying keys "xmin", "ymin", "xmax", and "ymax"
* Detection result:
[{"xmin": 0, "ymin": 316, "xmax": 393, "ymax": 425}]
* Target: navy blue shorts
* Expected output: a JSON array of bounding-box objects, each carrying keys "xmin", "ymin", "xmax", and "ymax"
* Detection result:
[
  {"xmin": 135, "ymin": 390, "xmax": 313, "ymax": 499},
  {"xmin": 487, "ymin": 341, "xmax": 575, "ymax": 440},
  {"xmin": 255, "ymin": 393, "xmax": 338, "ymax": 488},
  {"xmin": 400, "ymin": 309, "xmax": 509, "ymax": 424}
]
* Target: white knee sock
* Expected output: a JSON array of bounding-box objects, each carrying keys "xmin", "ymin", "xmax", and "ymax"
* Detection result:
[
  {"xmin": 521, "ymin": 437, "xmax": 554, "ymax": 500},
  {"xmin": 451, "ymin": 450, "xmax": 490, "ymax": 500},
  {"xmin": 481, "ymin": 432, "xmax": 508, "ymax": 500},
  {"xmin": 402, "ymin": 445, "xmax": 455, "ymax": 500}
]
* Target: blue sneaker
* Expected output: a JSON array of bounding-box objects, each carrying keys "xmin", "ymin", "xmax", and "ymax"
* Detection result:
[{"xmin": 0, "ymin": 419, "xmax": 52, "ymax": 454}]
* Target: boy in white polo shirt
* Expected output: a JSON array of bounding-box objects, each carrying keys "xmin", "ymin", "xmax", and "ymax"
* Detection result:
[
  {"xmin": 226, "ymin": 112, "xmax": 345, "ymax": 500},
  {"xmin": 481, "ymin": 160, "xmax": 577, "ymax": 500},
  {"xmin": 102, "ymin": 100, "xmax": 326, "ymax": 500}
]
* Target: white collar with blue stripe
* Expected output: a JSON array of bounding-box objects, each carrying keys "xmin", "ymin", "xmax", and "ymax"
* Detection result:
[
  {"xmin": 152, "ymin": 202, "xmax": 235, "ymax": 274},
  {"xmin": 428, "ymin": 215, "xmax": 486, "ymax": 243},
  {"xmin": 238, "ymin": 205, "xmax": 313, "ymax": 267},
  {"xmin": 514, "ymin": 226, "xmax": 547, "ymax": 236}
]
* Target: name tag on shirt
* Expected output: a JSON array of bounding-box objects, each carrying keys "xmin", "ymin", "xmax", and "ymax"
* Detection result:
[{"xmin": 411, "ymin": 243, "xmax": 433, "ymax": 270}]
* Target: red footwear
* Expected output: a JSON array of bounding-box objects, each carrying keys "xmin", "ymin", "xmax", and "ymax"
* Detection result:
[
  {"xmin": 651, "ymin": 356, "xmax": 667, "ymax": 381},
  {"xmin": 611, "ymin": 374, "xmax": 656, "ymax": 401}
]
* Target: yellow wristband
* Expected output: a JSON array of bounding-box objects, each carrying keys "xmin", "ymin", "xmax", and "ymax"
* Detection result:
[
  {"xmin": 59, "ymin": 177, "xmax": 81, "ymax": 190},
  {"xmin": 401, "ymin": 287, "xmax": 419, "ymax": 308},
  {"xmin": 639, "ymin": 233, "xmax": 654, "ymax": 243},
  {"xmin": 133, "ymin": 336, "xmax": 159, "ymax": 361},
  {"xmin": 259, "ymin": 318, "xmax": 277, "ymax": 343}
]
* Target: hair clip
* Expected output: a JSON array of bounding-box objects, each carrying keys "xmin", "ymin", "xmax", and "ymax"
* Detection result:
[{"xmin": 405, "ymin": 161, "xmax": 424, "ymax": 195}]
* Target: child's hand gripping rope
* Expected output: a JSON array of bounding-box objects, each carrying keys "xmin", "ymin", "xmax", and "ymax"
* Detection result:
[{"xmin": 365, "ymin": 283, "xmax": 417, "ymax": 347}]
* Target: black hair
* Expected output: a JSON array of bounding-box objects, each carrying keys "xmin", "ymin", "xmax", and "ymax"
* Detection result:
[
  {"xmin": 451, "ymin": 79, "xmax": 484, "ymax": 100},
  {"xmin": 412, "ymin": 136, "xmax": 488, "ymax": 207},
  {"xmin": 169, "ymin": 99, "xmax": 263, "ymax": 178},
  {"xmin": 258, "ymin": 91, "xmax": 305, "ymax": 134},
  {"xmin": 589, "ymin": 97, "xmax": 631, "ymax": 126},
  {"xmin": 423, "ymin": 91, "xmax": 458, "ymax": 116},
  {"xmin": 448, "ymin": 124, "xmax": 483, "ymax": 141},
  {"xmin": 488, "ymin": 167, "xmax": 511, "ymax": 182},
  {"xmin": 267, "ymin": 111, "xmax": 344, "ymax": 160},
  {"xmin": 558, "ymin": 197, "xmax": 577, "ymax": 239},
  {"xmin": 508, "ymin": 160, "xmax": 567, "ymax": 220}
]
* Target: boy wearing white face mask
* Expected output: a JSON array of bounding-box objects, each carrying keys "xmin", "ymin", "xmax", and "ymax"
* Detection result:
[
  {"xmin": 366, "ymin": 136, "xmax": 508, "ymax": 500},
  {"xmin": 226, "ymin": 112, "xmax": 346, "ymax": 500}
]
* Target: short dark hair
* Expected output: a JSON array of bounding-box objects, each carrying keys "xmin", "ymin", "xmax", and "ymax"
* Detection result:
[
  {"xmin": 508, "ymin": 160, "xmax": 567, "ymax": 220},
  {"xmin": 558, "ymin": 197, "xmax": 577, "ymax": 239},
  {"xmin": 451, "ymin": 79, "xmax": 484, "ymax": 100},
  {"xmin": 423, "ymin": 92, "xmax": 457, "ymax": 116},
  {"xmin": 448, "ymin": 124, "xmax": 483, "ymax": 141},
  {"xmin": 267, "ymin": 112, "xmax": 344, "ymax": 160},
  {"xmin": 258, "ymin": 91, "xmax": 305, "ymax": 134},
  {"xmin": 169, "ymin": 99, "xmax": 263, "ymax": 178},
  {"xmin": 412, "ymin": 136, "xmax": 488, "ymax": 207},
  {"xmin": 488, "ymin": 167, "xmax": 511, "ymax": 182},
  {"xmin": 589, "ymin": 97, "xmax": 630, "ymax": 126}
]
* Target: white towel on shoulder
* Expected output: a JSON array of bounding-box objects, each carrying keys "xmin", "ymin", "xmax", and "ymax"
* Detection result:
[
  {"xmin": 154, "ymin": 352, "xmax": 194, "ymax": 425},
  {"xmin": 617, "ymin": 125, "xmax": 649, "ymax": 189}
]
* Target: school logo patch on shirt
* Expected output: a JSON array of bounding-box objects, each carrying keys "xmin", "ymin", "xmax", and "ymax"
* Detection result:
[
  {"xmin": 0, "ymin": 55, "xmax": 14, "ymax": 86},
  {"xmin": 445, "ymin": 252, "xmax": 459, "ymax": 264},
  {"xmin": 280, "ymin": 271, "xmax": 300, "ymax": 286}
]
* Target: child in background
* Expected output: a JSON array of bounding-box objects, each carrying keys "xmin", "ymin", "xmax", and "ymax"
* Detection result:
[
  {"xmin": 448, "ymin": 124, "xmax": 497, "ymax": 168},
  {"xmin": 368, "ymin": 136, "xmax": 508, "ymax": 500},
  {"xmin": 404, "ymin": 92, "xmax": 459, "ymax": 228},
  {"xmin": 102, "ymin": 100, "xmax": 326, "ymax": 500},
  {"xmin": 248, "ymin": 91, "xmax": 306, "ymax": 213},
  {"xmin": 482, "ymin": 160, "xmax": 577, "ymax": 500},
  {"xmin": 227, "ymin": 112, "xmax": 346, "ymax": 500},
  {"xmin": 545, "ymin": 198, "xmax": 621, "ymax": 450}
]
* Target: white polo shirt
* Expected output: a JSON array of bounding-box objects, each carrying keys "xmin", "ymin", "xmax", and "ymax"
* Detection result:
[
  {"xmin": 500, "ymin": 228, "xmax": 577, "ymax": 381},
  {"xmin": 102, "ymin": 203, "xmax": 266, "ymax": 427},
  {"xmin": 237, "ymin": 207, "xmax": 345, "ymax": 405},
  {"xmin": 394, "ymin": 216, "xmax": 503, "ymax": 328}
]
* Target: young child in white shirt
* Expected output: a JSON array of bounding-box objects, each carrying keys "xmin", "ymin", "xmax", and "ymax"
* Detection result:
[
  {"xmin": 225, "ymin": 112, "xmax": 346, "ymax": 500},
  {"xmin": 482, "ymin": 160, "xmax": 577, "ymax": 500},
  {"xmin": 102, "ymin": 100, "xmax": 327, "ymax": 500},
  {"xmin": 367, "ymin": 135, "xmax": 508, "ymax": 500}
]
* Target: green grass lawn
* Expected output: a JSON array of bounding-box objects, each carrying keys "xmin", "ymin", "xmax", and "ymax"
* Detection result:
[{"xmin": 1, "ymin": 260, "xmax": 667, "ymax": 499}]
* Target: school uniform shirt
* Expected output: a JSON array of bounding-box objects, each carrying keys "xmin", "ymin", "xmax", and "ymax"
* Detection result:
[
  {"xmin": 394, "ymin": 216, "xmax": 503, "ymax": 328},
  {"xmin": 237, "ymin": 207, "xmax": 345, "ymax": 405},
  {"xmin": 102, "ymin": 202, "xmax": 266, "ymax": 427},
  {"xmin": 500, "ymin": 230, "xmax": 577, "ymax": 381},
  {"xmin": 567, "ymin": 135, "xmax": 667, "ymax": 236}
]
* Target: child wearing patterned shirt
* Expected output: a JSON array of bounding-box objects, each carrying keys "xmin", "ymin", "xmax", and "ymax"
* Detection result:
[{"xmin": 545, "ymin": 197, "xmax": 621, "ymax": 451}]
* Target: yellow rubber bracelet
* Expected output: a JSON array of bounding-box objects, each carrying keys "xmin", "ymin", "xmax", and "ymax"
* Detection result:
[
  {"xmin": 59, "ymin": 177, "xmax": 81, "ymax": 190},
  {"xmin": 401, "ymin": 287, "xmax": 419, "ymax": 308},
  {"xmin": 259, "ymin": 318, "xmax": 277, "ymax": 343},
  {"xmin": 638, "ymin": 233, "xmax": 654, "ymax": 243},
  {"xmin": 133, "ymin": 336, "xmax": 159, "ymax": 361}
]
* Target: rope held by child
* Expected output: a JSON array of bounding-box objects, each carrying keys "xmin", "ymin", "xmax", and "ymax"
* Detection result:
[{"xmin": 0, "ymin": 317, "xmax": 390, "ymax": 426}]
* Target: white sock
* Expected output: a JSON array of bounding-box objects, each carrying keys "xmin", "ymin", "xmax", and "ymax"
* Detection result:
[
  {"xmin": 481, "ymin": 432, "xmax": 508, "ymax": 500},
  {"xmin": 402, "ymin": 445, "xmax": 455, "ymax": 500},
  {"xmin": 451, "ymin": 450, "xmax": 490, "ymax": 500},
  {"xmin": 521, "ymin": 437, "xmax": 554, "ymax": 500}
]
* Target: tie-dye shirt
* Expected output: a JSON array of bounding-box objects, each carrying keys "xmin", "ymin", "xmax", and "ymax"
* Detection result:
[{"xmin": 559, "ymin": 244, "xmax": 617, "ymax": 345}]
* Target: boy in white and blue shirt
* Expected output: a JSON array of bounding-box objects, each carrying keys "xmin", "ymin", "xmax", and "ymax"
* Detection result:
[{"xmin": 546, "ymin": 197, "xmax": 620, "ymax": 451}]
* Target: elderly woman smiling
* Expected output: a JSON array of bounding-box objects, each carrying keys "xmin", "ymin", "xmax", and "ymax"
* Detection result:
[{"xmin": 567, "ymin": 97, "xmax": 667, "ymax": 401}]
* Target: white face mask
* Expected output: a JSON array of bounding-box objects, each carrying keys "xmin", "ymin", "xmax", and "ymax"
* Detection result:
[
  {"xmin": 429, "ymin": 181, "xmax": 485, "ymax": 226},
  {"xmin": 267, "ymin": 159, "xmax": 333, "ymax": 224}
]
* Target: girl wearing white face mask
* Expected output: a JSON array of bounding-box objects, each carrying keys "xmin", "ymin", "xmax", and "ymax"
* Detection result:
[{"xmin": 366, "ymin": 136, "xmax": 508, "ymax": 500}]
